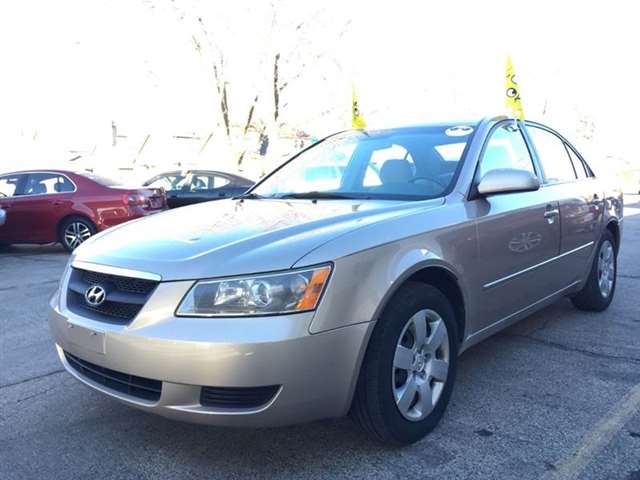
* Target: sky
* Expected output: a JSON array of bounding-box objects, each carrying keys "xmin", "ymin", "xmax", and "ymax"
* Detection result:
[{"xmin": 0, "ymin": 0, "xmax": 638, "ymax": 176}]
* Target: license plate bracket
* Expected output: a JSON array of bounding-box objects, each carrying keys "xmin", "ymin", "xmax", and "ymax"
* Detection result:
[{"xmin": 66, "ymin": 322, "xmax": 106, "ymax": 354}]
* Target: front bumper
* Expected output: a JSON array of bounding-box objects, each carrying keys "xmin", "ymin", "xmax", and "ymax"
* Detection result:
[{"xmin": 48, "ymin": 279, "xmax": 370, "ymax": 427}]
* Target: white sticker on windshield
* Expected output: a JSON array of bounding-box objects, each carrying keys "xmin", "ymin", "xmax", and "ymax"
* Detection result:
[{"xmin": 445, "ymin": 126, "xmax": 473, "ymax": 137}]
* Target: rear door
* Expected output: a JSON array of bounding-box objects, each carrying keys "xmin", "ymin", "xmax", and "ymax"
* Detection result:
[
  {"xmin": 524, "ymin": 123, "xmax": 603, "ymax": 285},
  {"xmin": 0, "ymin": 173, "xmax": 27, "ymax": 242},
  {"xmin": 208, "ymin": 174, "xmax": 236, "ymax": 199},
  {"xmin": 10, "ymin": 173, "xmax": 76, "ymax": 242},
  {"xmin": 470, "ymin": 122, "xmax": 562, "ymax": 329}
]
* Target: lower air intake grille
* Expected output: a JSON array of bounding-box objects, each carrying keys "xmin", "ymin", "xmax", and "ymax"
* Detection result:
[
  {"xmin": 65, "ymin": 352, "xmax": 162, "ymax": 402},
  {"xmin": 200, "ymin": 385, "xmax": 280, "ymax": 409}
]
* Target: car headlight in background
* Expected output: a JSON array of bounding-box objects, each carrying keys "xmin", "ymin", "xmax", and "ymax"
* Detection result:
[{"xmin": 176, "ymin": 265, "xmax": 332, "ymax": 316}]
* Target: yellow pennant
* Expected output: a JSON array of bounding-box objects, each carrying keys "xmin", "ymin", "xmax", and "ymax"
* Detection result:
[
  {"xmin": 352, "ymin": 84, "xmax": 367, "ymax": 129},
  {"xmin": 505, "ymin": 56, "xmax": 525, "ymax": 120}
]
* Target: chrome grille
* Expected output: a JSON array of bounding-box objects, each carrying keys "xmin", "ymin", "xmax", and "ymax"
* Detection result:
[{"xmin": 66, "ymin": 268, "xmax": 158, "ymax": 324}]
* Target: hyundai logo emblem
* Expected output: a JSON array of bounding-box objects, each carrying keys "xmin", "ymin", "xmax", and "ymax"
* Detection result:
[{"xmin": 84, "ymin": 285, "xmax": 106, "ymax": 307}]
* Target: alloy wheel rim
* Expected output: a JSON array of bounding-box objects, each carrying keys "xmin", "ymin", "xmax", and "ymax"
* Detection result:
[
  {"xmin": 64, "ymin": 222, "xmax": 92, "ymax": 250},
  {"xmin": 597, "ymin": 240, "xmax": 615, "ymax": 298},
  {"xmin": 392, "ymin": 308, "xmax": 450, "ymax": 422}
]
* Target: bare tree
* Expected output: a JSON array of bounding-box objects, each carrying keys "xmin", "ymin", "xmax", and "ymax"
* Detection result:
[{"xmin": 156, "ymin": 0, "xmax": 351, "ymax": 169}]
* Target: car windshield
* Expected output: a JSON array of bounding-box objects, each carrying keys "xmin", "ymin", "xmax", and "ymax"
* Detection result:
[{"xmin": 252, "ymin": 125, "xmax": 475, "ymax": 200}]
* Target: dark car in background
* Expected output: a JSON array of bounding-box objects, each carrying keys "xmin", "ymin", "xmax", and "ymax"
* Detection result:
[
  {"xmin": 0, "ymin": 170, "xmax": 167, "ymax": 251},
  {"xmin": 144, "ymin": 170, "xmax": 253, "ymax": 208}
]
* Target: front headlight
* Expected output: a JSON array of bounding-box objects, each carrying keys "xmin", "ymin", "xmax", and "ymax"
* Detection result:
[{"xmin": 176, "ymin": 264, "xmax": 332, "ymax": 317}]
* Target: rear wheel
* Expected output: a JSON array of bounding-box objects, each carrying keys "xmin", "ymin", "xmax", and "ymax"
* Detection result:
[
  {"xmin": 59, "ymin": 216, "xmax": 96, "ymax": 252},
  {"xmin": 571, "ymin": 230, "xmax": 617, "ymax": 311},
  {"xmin": 351, "ymin": 282, "xmax": 458, "ymax": 445}
]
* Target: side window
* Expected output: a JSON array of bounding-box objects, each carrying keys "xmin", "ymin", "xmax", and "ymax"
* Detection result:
[
  {"xmin": 528, "ymin": 127, "xmax": 577, "ymax": 183},
  {"xmin": 190, "ymin": 175, "xmax": 212, "ymax": 191},
  {"xmin": 147, "ymin": 175, "xmax": 183, "ymax": 190},
  {"xmin": 213, "ymin": 176, "xmax": 231, "ymax": 188},
  {"xmin": 24, "ymin": 173, "xmax": 75, "ymax": 195},
  {"xmin": 55, "ymin": 175, "xmax": 75, "ymax": 192},
  {"xmin": 479, "ymin": 124, "xmax": 535, "ymax": 178},
  {"xmin": 565, "ymin": 145, "xmax": 589, "ymax": 179},
  {"xmin": 0, "ymin": 174, "xmax": 24, "ymax": 197}
]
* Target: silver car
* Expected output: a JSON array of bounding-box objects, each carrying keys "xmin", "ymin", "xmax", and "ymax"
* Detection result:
[{"xmin": 48, "ymin": 117, "xmax": 623, "ymax": 445}]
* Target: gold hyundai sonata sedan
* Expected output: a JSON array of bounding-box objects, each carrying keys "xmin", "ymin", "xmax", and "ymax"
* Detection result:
[{"xmin": 49, "ymin": 117, "xmax": 623, "ymax": 444}]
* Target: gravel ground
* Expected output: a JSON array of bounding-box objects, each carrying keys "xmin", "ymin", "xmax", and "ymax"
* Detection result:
[{"xmin": 1, "ymin": 195, "xmax": 639, "ymax": 480}]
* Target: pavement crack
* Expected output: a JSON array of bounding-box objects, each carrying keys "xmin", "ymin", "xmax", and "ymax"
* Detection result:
[
  {"xmin": 0, "ymin": 369, "xmax": 65, "ymax": 389},
  {"xmin": 619, "ymin": 274, "xmax": 640, "ymax": 280},
  {"xmin": 0, "ymin": 279, "xmax": 59, "ymax": 292},
  {"xmin": 500, "ymin": 333, "xmax": 640, "ymax": 364}
]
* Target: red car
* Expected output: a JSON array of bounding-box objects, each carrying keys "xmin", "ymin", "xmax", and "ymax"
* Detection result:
[{"xmin": 0, "ymin": 170, "xmax": 167, "ymax": 251}]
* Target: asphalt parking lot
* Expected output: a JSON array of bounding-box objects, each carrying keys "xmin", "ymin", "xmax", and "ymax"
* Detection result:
[{"xmin": 1, "ymin": 196, "xmax": 639, "ymax": 480}]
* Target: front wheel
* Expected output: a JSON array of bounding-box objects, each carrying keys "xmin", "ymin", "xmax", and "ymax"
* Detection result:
[
  {"xmin": 571, "ymin": 230, "xmax": 617, "ymax": 311},
  {"xmin": 59, "ymin": 216, "xmax": 96, "ymax": 252},
  {"xmin": 351, "ymin": 282, "xmax": 458, "ymax": 445}
]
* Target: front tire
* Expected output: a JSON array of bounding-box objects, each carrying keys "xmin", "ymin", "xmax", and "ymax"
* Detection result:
[
  {"xmin": 571, "ymin": 230, "xmax": 617, "ymax": 312},
  {"xmin": 59, "ymin": 216, "xmax": 96, "ymax": 252},
  {"xmin": 351, "ymin": 282, "xmax": 459, "ymax": 445}
]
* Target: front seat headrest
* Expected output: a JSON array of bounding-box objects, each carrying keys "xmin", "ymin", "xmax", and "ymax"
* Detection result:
[{"xmin": 380, "ymin": 159, "xmax": 413, "ymax": 184}]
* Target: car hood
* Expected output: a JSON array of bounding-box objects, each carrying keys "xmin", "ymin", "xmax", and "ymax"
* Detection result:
[{"xmin": 74, "ymin": 198, "xmax": 444, "ymax": 281}]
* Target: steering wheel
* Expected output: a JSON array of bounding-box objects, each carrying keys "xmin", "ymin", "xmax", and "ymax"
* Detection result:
[
  {"xmin": 0, "ymin": 192, "xmax": 6, "ymax": 198},
  {"xmin": 409, "ymin": 177, "xmax": 447, "ymax": 189}
]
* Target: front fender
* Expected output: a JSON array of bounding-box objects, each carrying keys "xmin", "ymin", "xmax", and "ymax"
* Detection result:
[{"xmin": 306, "ymin": 240, "xmax": 470, "ymax": 335}]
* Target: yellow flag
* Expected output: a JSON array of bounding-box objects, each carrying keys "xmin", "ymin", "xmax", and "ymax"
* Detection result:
[
  {"xmin": 352, "ymin": 84, "xmax": 367, "ymax": 129},
  {"xmin": 505, "ymin": 56, "xmax": 525, "ymax": 120}
]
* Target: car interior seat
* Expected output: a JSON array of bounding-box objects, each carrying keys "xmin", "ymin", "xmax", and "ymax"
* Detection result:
[{"xmin": 379, "ymin": 159, "xmax": 413, "ymax": 185}]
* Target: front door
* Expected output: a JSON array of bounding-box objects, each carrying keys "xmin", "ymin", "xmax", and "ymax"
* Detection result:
[
  {"xmin": 469, "ymin": 122, "xmax": 562, "ymax": 330},
  {"xmin": 0, "ymin": 173, "xmax": 27, "ymax": 243}
]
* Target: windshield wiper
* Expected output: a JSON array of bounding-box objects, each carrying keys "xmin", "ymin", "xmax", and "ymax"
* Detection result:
[
  {"xmin": 233, "ymin": 192, "xmax": 264, "ymax": 200},
  {"xmin": 277, "ymin": 191, "xmax": 360, "ymax": 200}
]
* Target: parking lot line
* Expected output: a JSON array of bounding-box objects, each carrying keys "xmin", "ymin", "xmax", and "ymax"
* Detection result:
[{"xmin": 545, "ymin": 382, "xmax": 640, "ymax": 480}]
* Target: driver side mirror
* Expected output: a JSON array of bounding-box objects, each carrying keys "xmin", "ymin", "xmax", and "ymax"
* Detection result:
[{"xmin": 477, "ymin": 168, "xmax": 540, "ymax": 196}]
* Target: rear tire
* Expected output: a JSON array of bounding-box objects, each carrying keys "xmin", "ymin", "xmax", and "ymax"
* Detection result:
[
  {"xmin": 351, "ymin": 281, "xmax": 458, "ymax": 445},
  {"xmin": 59, "ymin": 216, "xmax": 96, "ymax": 252},
  {"xmin": 571, "ymin": 230, "xmax": 617, "ymax": 312}
]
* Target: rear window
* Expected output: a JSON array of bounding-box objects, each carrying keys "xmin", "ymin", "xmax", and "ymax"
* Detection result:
[{"xmin": 84, "ymin": 173, "xmax": 123, "ymax": 187}]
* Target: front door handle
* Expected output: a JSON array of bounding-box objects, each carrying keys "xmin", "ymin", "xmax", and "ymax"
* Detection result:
[{"xmin": 544, "ymin": 208, "xmax": 559, "ymax": 224}]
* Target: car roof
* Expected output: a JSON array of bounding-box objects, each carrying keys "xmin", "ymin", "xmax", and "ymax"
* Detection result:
[
  {"xmin": 0, "ymin": 169, "xmax": 78, "ymax": 176},
  {"xmin": 341, "ymin": 116, "xmax": 509, "ymax": 136},
  {"xmin": 150, "ymin": 170, "xmax": 253, "ymax": 183}
]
